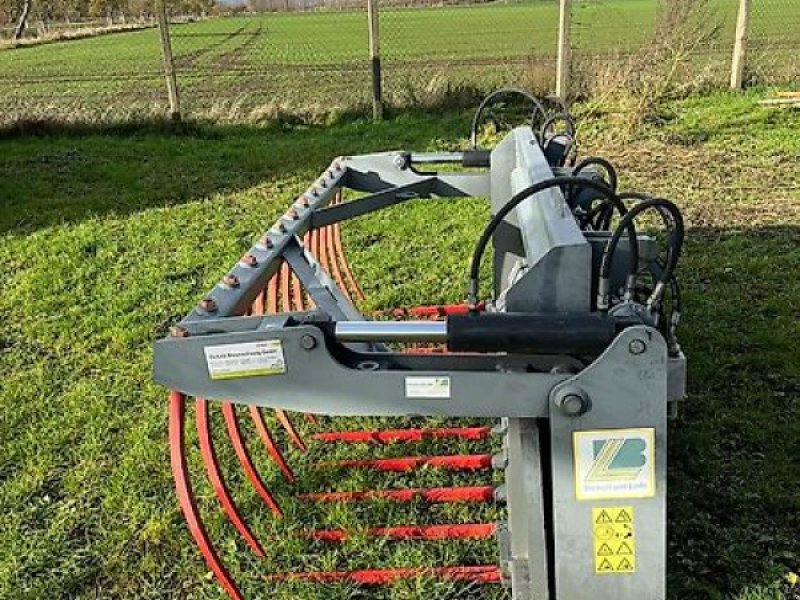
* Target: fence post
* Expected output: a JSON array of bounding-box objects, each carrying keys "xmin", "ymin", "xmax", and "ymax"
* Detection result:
[
  {"xmin": 367, "ymin": 0, "xmax": 383, "ymax": 121},
  {"xmin": 730, "ymin": 0, "xmax": 750, "ymax": 90},
  {"xmin": 555, "ymin": 0, "xmax": 571, "ymax": 100},
  {"xmin": 155, "ymin": 0, "xmax": 181, "ymax": 121}
]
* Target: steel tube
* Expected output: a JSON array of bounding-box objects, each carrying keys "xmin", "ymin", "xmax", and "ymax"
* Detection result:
[{"xmin": 334, "ymin": 320, "xmax": 447, "ymax": 343}]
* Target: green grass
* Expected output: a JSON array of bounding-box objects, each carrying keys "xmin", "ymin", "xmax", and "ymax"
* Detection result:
[
  {"xmin": 1, "ymin": 91, "xmax": 799, "ymax": 600},
  {"xmin": 1, "ymin": 0, "xmax": 798, "ymax": 124}
]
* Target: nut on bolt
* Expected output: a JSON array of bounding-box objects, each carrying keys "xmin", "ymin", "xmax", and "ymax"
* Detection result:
[
  {"xmin": 199, "ymin": 297, "xmax": 218, "ymax": 312},
  {"xmin": 259, "ymin": 234, "xmax": 274, "ymax": 249},
  {"xmin": 287, "ymin": 209, "xmax": 299, "ymax": 220},
  {"xmin": 554, "ymin": 386, "xmax": 591, "ymax": 417},
  {"xmin": 241, "ymin": 253, "xmax": 258, "ymax": 267},
  {"xmin": 629, "ymin": 339, "xmax": 647, "ymax": 355},
  {"xmin": 222, "ymin": 274, "xmax": 239, "ymax": 288},
  {"xmin": 170, "ymin": 325, "xmax": 190, "ymax": 338}
]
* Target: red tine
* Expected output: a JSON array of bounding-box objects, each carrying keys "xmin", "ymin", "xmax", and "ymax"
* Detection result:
[
  {"xmin": 330, "ymin": 191, "xmax": 367, "ymax": 304},
  {"xmin": 320, "ymin": 454, "xmax": 492, "ymax": 472},
  {"xmin": 279, "ymin": 262, "xmax": 291, "ymax": 313},
  {"xmin": 196, "ymin": 398, "xmax": 266, "ymax": 558},
  {"xmin": 298, "ymin": 485, "xmax": 495, "ymax": 504},
  {"xmin": 169, "ymin": 392, "xmax": 245, "ymax": 600},
  {"xmin": 274, "ymin": 409, "xmax": 307, "ymax": 452},
  {"xmin": 324, "ymin": 218, "xmax": 352, "ymax": 304},
  {"xmin": 221, "ymin": 403, "xmax": 283, "ymax": 517},
  {"xmin": 248, "ymin": 405, "xmax": 295, "ymax": 482},
  {"xmin": 313, "ymin": 426, "xmax": 491, "ymax": 444},
  {"xmin": 272, "ymin": 565, "xmax": 501, "ymax": 585},
  {"xmin": 266, "ymin": 270, "xmax": 279, "ymax": 314},
  {"xmin": 306, "ymin": 523, "xmax": 497, "ymax": 543}
]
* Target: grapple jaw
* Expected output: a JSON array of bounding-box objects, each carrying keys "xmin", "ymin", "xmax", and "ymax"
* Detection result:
[{"xmin": 155, "ymin": 91, "xmax": 686, "ymax": 600}]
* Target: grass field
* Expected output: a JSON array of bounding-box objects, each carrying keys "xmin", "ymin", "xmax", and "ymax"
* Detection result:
[
  {"xmin": 1, "ymin": 91, "xmax": 799, "ymax": 600},
  {"xmin": 1, "ymin": 0, "xmax": 798, "ymax": 125}
]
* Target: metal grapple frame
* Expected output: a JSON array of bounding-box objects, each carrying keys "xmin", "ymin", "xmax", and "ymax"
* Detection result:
[{"xmin": 155, "ymin": 91, "xmax": 686, "ymax": 600}]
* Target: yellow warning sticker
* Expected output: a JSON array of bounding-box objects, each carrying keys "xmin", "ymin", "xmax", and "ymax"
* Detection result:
[{"xmin": 592, "ymin": 506, "xmax": 636, "ymax": 574}]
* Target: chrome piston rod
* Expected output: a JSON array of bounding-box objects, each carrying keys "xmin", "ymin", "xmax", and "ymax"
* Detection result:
[{"xmin": 335, "ymin": 321, "xmax": 447, "ymax": 343}]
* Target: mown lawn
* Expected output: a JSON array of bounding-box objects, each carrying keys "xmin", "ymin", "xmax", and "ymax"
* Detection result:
[{"xmin": 0, "ymin": 91, "xmax": 798, "ymax": 600}]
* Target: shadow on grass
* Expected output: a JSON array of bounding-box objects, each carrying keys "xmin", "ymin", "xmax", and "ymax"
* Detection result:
[{"xmin": 0, "ymin": 111, "xmax": 474, "ymax": 236}]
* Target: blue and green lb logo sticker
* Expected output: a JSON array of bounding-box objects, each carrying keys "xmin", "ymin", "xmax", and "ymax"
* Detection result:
[{"xmin": 573, "ymin": 428, "xmax": 656, "ymax": 500}]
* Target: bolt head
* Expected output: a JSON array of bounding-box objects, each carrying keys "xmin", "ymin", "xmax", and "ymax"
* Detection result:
[
  {"xmin": 223, "ymin": 274, "xmax": 239, "ymax": 287},
  {"xmin": 300, "ymin": 335, "xmax": 317, "ymax": 350},
  {"xmin": 629, "ymin": 339, "xmax": 647, "ymax": 355},
  {"xmin": 170, "ymin": 325, "xmax": 190, "ymax": 338},
  {"xmin": 199, "ymin": 297, "xmax": 217, "ymax": 312},
  {"xmin": 288, "ymin": 209, "xmax": 299, "ymax": 220},
  {"xmin": 242, "ymin": 254, "xmax": 258, "ymax": 267},
  {"xmin": 312, "ymin": 188, "xmax": 319, "ymax": 197},
  {"xmin": 555, "ymin": 387, "xmax": 591, "ymax": 417}
]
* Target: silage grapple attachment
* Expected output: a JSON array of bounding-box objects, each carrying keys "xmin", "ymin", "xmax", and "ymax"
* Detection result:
[{"xmin": 154, "ymin": 90, "xmax": 687, "ymax": 600}]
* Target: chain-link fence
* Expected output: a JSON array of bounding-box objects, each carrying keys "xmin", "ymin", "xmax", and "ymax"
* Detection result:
[{"xmin": 0, "ymin": 0, "xmax": 798, "ymax": 127}]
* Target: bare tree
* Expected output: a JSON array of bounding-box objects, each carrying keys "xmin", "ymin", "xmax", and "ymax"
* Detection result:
[{"xmin": 13, "ymin": 0, "xmax": 32, "ymax": 40}]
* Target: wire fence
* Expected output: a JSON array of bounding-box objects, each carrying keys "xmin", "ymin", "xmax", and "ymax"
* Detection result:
[{"xmin": 0, "ymin": 0, "xmax": 798, "ymax": 126}]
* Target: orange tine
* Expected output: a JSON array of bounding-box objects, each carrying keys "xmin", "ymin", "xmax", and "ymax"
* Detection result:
[
  {"xmin": 221, "ymin": 402, "xmax": 283, "ymax": 517},
  {"xmin": 266, "ymin": 269, "xmax": 279, "ymax": 314},
  {"xmin": 330, "ymin": 191, "xmax": 366, "ymax": 305},
  {"xmin": 248, "ymin": 405, "xmax": 296, "ymax": 482},
  {"xmin": 274, "ymin": 409, "xmax": 307, "ymax": 452},
  {"xmin": 279, "ymin": 261, "xmax": 291, "ymax": 313},
  {"xmin": 169, "ymin": 392, "xmax": 245, "ymax": 600},
  {"xmin": 325, "ymin": 219, "xmax": 352, "ymax": 303},
  {"xmin": 197, "ymin": 398, "xmax": 266, "ymax": 558}
]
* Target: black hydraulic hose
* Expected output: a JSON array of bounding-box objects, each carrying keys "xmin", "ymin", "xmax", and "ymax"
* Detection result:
[
  {"xmin": 467, "ymin": 176, "xmax": 636, "ymax": 309},
  {"xmin": 470, "ymin": 88, "xmax": 548, "ymax": 148},
  {"xmin": 572, "ymin": 156, "xmax": 618, "ymax": 192},
  {"xmin": 599, "ymin": 198, "xmax": 684, "ymax": 311},
  {"xmin": 540, "ymin": 112, "xmax": 577, "ymax": 142}
]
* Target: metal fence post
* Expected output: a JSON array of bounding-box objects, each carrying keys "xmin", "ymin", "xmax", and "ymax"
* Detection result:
[
  {"xmin": 555, "ymin": 0, "xmax": 571, "ymax": 101},
  {"xmin": 155, "ymin": 0, "xmax": 181, "ymax": 121},
  {"xmin": 367, "ymin": 0, "xmax": 383, "ymax": 121},
  {"xmin": 730, "ymin": 0, "xmax": 750, "ymax": 90}
]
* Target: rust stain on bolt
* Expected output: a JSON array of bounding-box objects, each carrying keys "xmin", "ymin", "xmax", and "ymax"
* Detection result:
[
  {"xmin": 260, "ymin": 234, "xmax": 274, "ymax": 249},
  {"xmin": 223, "ymin": 274, "xmax": 240, "ymax": 287},
  {"xmin": 170, "ymin": 326, "xmax": 190, "ymax": 338},
  {"xmin": 288, "ymin": 209, "xmax": 299, "ymax": 220},
  {"xmin": 276, "ymin": 221, "xmax": 287, "ymax": 233},
  {"xmin": 199, "ymin": 297, "xmax": 218, "ymax": 312},
  {"xmin": 301, "ymin": 197, "xmax": 310, "ymax": 207},
  {"xmin": 242, "ymin": 254, "xmax": 258, "ymax": 267}
]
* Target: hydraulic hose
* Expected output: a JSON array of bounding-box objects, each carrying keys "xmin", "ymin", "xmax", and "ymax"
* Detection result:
[{"xmin": 467, "ymin": 176, "xmax": 636, "ymax": 309}]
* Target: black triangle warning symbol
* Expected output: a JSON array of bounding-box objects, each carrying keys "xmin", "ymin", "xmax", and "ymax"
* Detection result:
[
  {"xmin": 617, "ymin": 542, "xmax": 634, "ymax": 555},
  {"xmin": 599, "ymin": 559, "xmax": 614, "ymax": 571},
  {"xmin": 617, "ymin": 557, "xmax": 634, "ymax": 571},
  {"xmin": 596, "ymin": 510, "xmax": 613, "ymax": 524},
  {"xmin": 615, "ymin": 509, "xmax": 633, "ymax": 523},
  {"xmin": 597, "ymin": 543, "xmax": 614, "ymax": 556}
]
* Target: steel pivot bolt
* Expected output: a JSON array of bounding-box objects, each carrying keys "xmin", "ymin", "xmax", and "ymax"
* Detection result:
[
  {"xmin": 554, "ymin": 386, "xmax": 591, "ymax": 417},
  {"xmin": 629, "ymin": 339, "xmax": 647, "ymax": 355},
  {"xmin": 300, "ymin": 335, "xmax": 317, "ymax": 350}
]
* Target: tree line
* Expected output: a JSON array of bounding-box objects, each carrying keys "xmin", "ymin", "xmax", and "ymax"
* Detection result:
[{"xmin": 1, "ymin": 0, "xmax": 216, "ymax": 37}]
